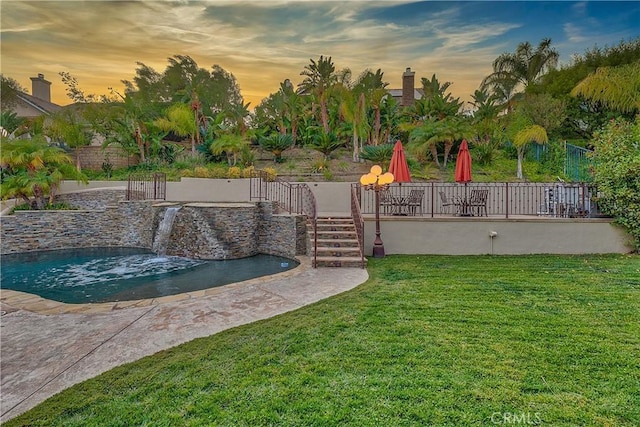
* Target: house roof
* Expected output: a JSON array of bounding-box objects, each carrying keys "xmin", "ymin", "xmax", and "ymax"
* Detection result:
[
  {"xmin": 387, "ymin": 88, "xmax": 425, "ymax": 100},
  {"xmin": 15, "ymin": 92, "xmax": 62, "ymax": 115}
]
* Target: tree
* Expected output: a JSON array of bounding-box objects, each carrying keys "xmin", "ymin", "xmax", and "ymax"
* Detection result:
[
  {"xmin": 340, "ymin": 89, "xmax": 369, "ymax": 162},
  {"xmin": 209, "ymin": 134, "xmax": 248, "ymax": 166},
  {"xmin": 43, "ymin": 108, "xmax": 92, "ymax": 171},
  {"xmin": 409, "ymin": 117, "xmax": 471, "ymax": 169},
  {"xmin": 571, "ymin": 61, "xmax": 640, "ymax": 114},
  {"xmin": 0, "ymin": 136, "xmax": 87, "ymax": 209},
  {"xmin": 506, "ymin": 111, "xmax": 549, "ymax": 179},
  {"xmin": 482, "ymin": 38, "xmax": 559, "ymax": 111},
  {"xmin": 0, "ymin": 75, "xmax": 26, "ymax": 110},
  {"xmin": 154, "ymin": 103, "xmax": 199, "ymax": 155},
  {"xmin": 589, "ymin": 117, "xmax": 640, "ymax": 251},
  {"xmin": 298, "ymin": 56, "xmax": 337, "ymax": 133}
]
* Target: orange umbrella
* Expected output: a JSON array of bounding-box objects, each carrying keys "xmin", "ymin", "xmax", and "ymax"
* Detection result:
[{"xmin": 389, "ymin": 140, "xmax": 411, "ymax": 183}]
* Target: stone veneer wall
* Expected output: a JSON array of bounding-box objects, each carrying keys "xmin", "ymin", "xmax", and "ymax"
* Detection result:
[
  {"xmin": 73, "ymin": 146, "xmax": 139, "ymax": 171},
  {"xmin": 1, "ymin": 192, "xmax": 306, "ymax": 259},
  {"xmin": 0, "ymin": 201, "xmax": 154, "ymax": 254},
  {"xmin": 55, "ymin": 189, "xmax": 127, "ymax": 210}
]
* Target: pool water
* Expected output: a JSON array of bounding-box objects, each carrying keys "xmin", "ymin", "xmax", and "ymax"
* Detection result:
[{"xmin": 0, "ymin": 247, "xmax": 298, "ymax": 304}]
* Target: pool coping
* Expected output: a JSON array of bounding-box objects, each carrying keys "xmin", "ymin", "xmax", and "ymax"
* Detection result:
[{"xmin": 0, "ymin": 256, "xmax": 311, "ymax": 315}]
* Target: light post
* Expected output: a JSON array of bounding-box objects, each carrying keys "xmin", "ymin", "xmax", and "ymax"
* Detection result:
[{"xmin": 360, "ymin": 165, "xmax": 394, "ymax": 258}]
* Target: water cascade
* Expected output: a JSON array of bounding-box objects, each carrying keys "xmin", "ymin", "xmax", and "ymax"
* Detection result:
[{"xmin": 152, "ymin": 206, "xmax": 181, "ymax": 255}]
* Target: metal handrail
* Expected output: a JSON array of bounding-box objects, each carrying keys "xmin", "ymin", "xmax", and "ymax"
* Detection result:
[
  {"xmin": 250, "ymin": 170, "xmax": 318, "ymax": 267},
  {"xmin": 350, "ymin": 184, "xmax": 366, "ymax": 268}
]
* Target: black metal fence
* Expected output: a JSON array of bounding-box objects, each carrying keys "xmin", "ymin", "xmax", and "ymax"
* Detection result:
[
  {"xmin": 357, "ymin": 182, "xmax": 605, "ymax": 219},
  {"xmin": 126, "ymin": 173, "xmax": 167, "ymax": 201}
]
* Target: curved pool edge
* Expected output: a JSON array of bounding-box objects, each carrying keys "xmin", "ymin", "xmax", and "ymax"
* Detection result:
[{"xmin": 0, "ymin": 256, "xmax": 310, "ymax": 315}]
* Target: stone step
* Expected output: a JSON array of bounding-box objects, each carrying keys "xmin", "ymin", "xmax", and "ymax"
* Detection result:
[
  {"xmin": 315, "ymin": 246, "xmax": 362, "ymax": 257},
  {"xmin": 316, "ymin": 218, "xmax": 354, "ymax": 225},
  {"xmin": 315, "ymin": 238, "xmax": 360, "ymax": 248},
  {"xmin": 310, "ymin": 230, "xmax": 358, "ymax": 240},
  {"xmin": 315, "ymin": 256, "xmax": 366, "ymax": 268},
  {"xmin": 315, "ymin": 224, "xmax": 356, "ymax": 232}
]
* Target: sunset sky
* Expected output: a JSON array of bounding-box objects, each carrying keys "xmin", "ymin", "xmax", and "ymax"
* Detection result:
[{"xmin": 1, "ymin": 1, "xmax": 638, "ymax": 109}]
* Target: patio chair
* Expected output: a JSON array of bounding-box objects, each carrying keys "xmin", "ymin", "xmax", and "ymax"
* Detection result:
[
  {"xmin": 379, "ymin": 187, "xmax": 395, "ymax": 215},
  {"xmin": 438, "ymin": 191, "xmax": 458, "ymax": 215},
  {"xmin": 468, "ymin": 189, "xmax": 489, "ymax": 217},
  {"xmin": 406, "ymin": 189, "xmax": 424, "ymax": 216}
]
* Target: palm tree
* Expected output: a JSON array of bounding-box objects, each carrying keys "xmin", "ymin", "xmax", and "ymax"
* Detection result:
[
  {"xmin": 340, "ymin": 89, "xmax": 370, "ymax": 162},
  {"xmin": 44, "ymin": 108, "xmax": 92, "ymax": 171},
  {"xmin": 506, "ymin": 112, "xmax": 549, "ymax": 179},
  {"xmin": 1, "ymin": 136, "xmax": 87, "ymax": 208},
  {"xmin": 298, "ymin": 56, "xmax": 337, "ymax": 133},
  {"xmin": 571, "ymin": 61, "xmax": 640, "ymax": 113},
  {"xmin": 209, "ymin": 134, "xmax": 248, "ymax": 166},
  {"xmin": 482, "ymin": 38, "xmax": 559, "ymax": 111},
  {"xmin": 409, "ymin": 117, "xmax": 471, "ymax": 169},
  {"xmin": 259, "ymin": 133, "xmax": 294, "ymax": 163},
  {"xmin": 154, "ymin": 103, "xmax": 199, "ymax": 155}
]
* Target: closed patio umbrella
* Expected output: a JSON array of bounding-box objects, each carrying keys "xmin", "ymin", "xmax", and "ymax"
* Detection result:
[
  {"xmin": 389, "ymin": 140, "xmax": 412, "ymax": 183},
  {"xmin": 389, "ymin": 140, "xmax": 412, "ymax": 214},
  {"xmin": 454, "ymin": 139, "xmax": 472, "ymax": 215}
]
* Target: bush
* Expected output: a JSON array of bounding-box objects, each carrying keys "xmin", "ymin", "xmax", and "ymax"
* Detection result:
[
  {"xmin": 590, "ymin": 117, "xmax": 640, "ymax": 251},
  {"xmin": 359, "ymin": 143, "xmax": 394, "ymax": 168},
  {"xmin": 263, "ymin": 167, "xmax": 277, "ymax": 181},
  {"xmin": 194, "ymin": 166, "xmax": 211, "ymax": 178},
  {"xmin": 242, "ymin": 165, "xmax": 256, "ymax": 178},
  {"xmin": 227, "ymin": 166, "xmax": 242, "ymax": 179}
]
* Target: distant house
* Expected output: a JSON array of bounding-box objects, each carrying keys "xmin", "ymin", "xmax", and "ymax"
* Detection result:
[
  {"xmin": 387, "ymin": 67, "xmax": 424, "ymax": 107},
  {"xmin": 13, "ymin": 74, "xmax": 63, "ymax": 119}
]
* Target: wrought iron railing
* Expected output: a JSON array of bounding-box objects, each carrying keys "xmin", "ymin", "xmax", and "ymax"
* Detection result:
[
  {"xmin": 126, "ymin": 172, "xmax": 166, "ymax": 200},
  {"xmin": 357, "ymin": 182, "xmax": 604, "ymax": 219},
  {"xmin": 350, "ymin": 184, "xmax": 366, "ymax": 269},
  {"xmin": 250, "ymin": 170, "xmax": 318, "ymax": 267}
]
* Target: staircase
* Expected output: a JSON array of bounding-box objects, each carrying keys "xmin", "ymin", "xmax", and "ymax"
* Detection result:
[{"xmin": 311, "ymin": 216, "xmax": 366, "ymax": 268}]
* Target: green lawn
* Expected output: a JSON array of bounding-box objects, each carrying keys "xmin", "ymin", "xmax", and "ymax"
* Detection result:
[{"xmin": 7, "ymin": 255, "xmax": 640, "ymax": 426}]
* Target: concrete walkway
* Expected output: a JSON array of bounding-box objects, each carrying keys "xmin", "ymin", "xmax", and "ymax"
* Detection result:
[{"xmin": 0, "ymin": 257, "xmax": 368, "ymax": 422}]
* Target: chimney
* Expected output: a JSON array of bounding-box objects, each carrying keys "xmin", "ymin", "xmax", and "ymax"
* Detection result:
[
  {"xmin": 30, "ymin": 73, "xmax": 51, "ymax": 103},
  {"xmin": 402, "ymin": 67, "xmax": 415, "ymax": 107}
]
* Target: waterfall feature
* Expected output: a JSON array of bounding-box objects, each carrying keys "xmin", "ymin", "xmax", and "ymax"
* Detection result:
[{"xmin": 152, "ymin": 206, "xmax": 181, "ymax": 255}]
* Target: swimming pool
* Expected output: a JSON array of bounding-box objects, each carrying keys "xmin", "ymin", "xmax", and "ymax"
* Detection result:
[{"xmin": 0, "ymin": 247, "xmax": 298, "ymax": 304}]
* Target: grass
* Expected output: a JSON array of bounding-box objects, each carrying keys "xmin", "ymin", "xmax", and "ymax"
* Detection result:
[{"xmin": 7, "ymin": 254, "xmax": 640, "ymax": 426}]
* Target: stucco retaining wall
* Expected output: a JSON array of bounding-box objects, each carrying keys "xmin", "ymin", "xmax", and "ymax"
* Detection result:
[{"xmin": 363, "ymin": 216, "xmax": 633, "ymax": 255}]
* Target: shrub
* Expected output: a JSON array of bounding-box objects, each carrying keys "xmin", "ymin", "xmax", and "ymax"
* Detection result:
[
  {"xmin": 359, "ymin": 143, "xmax": 394, "ymax": 169},
  {"xmin": 590, "ymin": 117, "xmax": 640, "ymax": 251},
  {"xmin": 194, "ymin": 166, "xmax": 210, "ymax": 178},
  {"xmin": 242, "ymin": 165, "xmax": 256, "ymax": 178},
  {"xmin": 259, "ymin": 134, "xmax": 293, "ymax": 162},
  {"xmin": 227, "ymin": 166, "xmax": 242, "ymax": 179},
  {"xmin": 263, "ymin": 167, "xmax": 277, "ymax": 181}
]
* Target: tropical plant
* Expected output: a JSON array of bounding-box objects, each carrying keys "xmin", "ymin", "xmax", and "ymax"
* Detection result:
[
  {"xmin": 298, "ymin": 56, "xmax": 337, "ymax": 133},
  {"xmin": 0, "ymin": 136, "xmax": 87, "ymax": 209},
  {"xmin": 259, "ymin": 133, "xmax": 293, "ymax": 162},
  {"xmin": 409, "ymin": 117, "xmax": 472, "ymax": 169},
  {"xmin": 209, "ymin": 134, "xmax": 248, "ymax": 166},
  {"xmin": 589, "ymin": 117, "xmax": 640, "ymax": 251},
  {"xmin": 506, "ymin": 111, "xmax": 549, "ymax": 179},
  {"xmin": 482, "ymin": 38, "xmax": 559, "ymax": 111},
  {"xmin": 359, "ymin": 143, "xmax": 394, "ymax": 169},
  {"xmin": 308, "ymin": 132, "xmax": 343, "ymax": 160},
  {"xmin": 571, "ymin": 61, "xmax": 640, "ymax": 114},
  {"xmin": 339, "ymin": 89, "xmax": 369, "ymax": 162},
  {"xmin": 155, "ymin": 103, "xmax": 199, "ymax": 155},
  {"xmin": 43, "ymin": 108, "xmax": 92, "ymax": 171},
  {"xmin": 0, "ymin": 111, "xmax": 25, "ymax": 136}
]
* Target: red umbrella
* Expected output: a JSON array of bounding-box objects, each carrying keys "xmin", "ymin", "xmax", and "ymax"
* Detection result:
[
  {"xmin": 454, "ymin": 139, "xmax": 472, "ymax": 183},
  {"xmin": 389, "ymin": 140, "xmax": 411, "ymax": 183},
  {"xmin": 454, "ymin": 139, "xmax": 472, "ymax": 215}
]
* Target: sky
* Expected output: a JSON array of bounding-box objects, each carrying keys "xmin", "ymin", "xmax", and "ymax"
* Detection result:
[{"xmin": 1, "ymin": 0, "xmax": 638, "ymax": 109}]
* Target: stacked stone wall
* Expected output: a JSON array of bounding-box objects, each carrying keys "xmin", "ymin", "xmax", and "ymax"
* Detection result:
[
  {"xmin": 55, "ymin": 189, "xmax": 127, "ymax": 210},
  {"xmin": 0, "ymin": 201, "xmax": 153, "ymax": 255},
  {"xmin": 1, "ymin": 195, "xmax": 305, "ymax": 260}
]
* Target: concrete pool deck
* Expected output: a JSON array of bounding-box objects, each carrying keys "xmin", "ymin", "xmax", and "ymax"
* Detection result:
[{"xmin": 0, "ymin": 257, "xmax": 369, "ymax": 422}]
